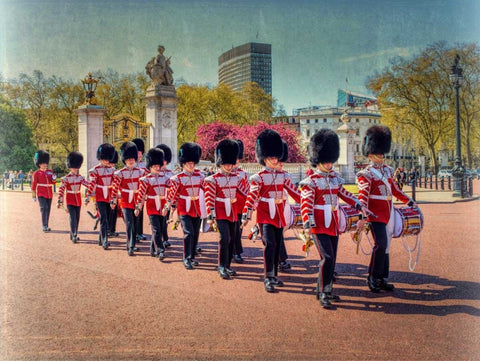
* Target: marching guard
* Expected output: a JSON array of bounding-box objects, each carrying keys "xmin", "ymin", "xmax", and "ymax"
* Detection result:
[
  {"xmin": 111, "ymin": 141, "xmax": 144, "ymax": 256},
  {"xmin": 164, "ymin": 142, "xmax": 205, "ymax": 270},
  {"xmin": 32, "ymin": 150, "xmax": 57, "ymax": 232},
  {"xmin": 156, "ymin": 143, "xmax": 174, "ymax": 249},
  {"xmin": 108, "ymin": 150, "xmax": 120, "ymax": 237},
  {"xmin": 300, "ymin": 130, "xmax": 371, "ymax": 308},
  {"xmin": 85, "ymin": 143, "xmax": 116, "ymax": 250},
  {"xmin": 277, "ymin": 139, "xmax": 292, "ymax": 271},
  {"xmin": 242, "ymin": 130, "xmax": 301, "ymax": 293},
  {"xmin": 357, "ymin": 125, "xmax": 416, "ymax": 292},
  {"xmin": 135, "ymin": 147, "xmax": 170, "ymax": 260},
  {"xmin": 204, "ymin": 139, "xmax": 247, "ymax": 279},
  {"xmin": 57, "ymin": 151, "xmax": 89, "ymax": 243},
  {"xmin": 132, "ymin": 138, "xmax": 148, "ymax": 242},
  {"xmin": 232, "ymin": 139, "xmax": 249, "ymax": 263}
]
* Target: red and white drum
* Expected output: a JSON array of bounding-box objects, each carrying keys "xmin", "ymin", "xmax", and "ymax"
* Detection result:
[
  {"xmin": 285, "ymin": 204, "xmax": 303, "ymax": 229},
  {"xmin": 339, "ymin": 205, "xmax": 361, "ymax": 233},
  {"xmin": 393, "ymin": 207, "xmax": 424, "ymax": 238}
]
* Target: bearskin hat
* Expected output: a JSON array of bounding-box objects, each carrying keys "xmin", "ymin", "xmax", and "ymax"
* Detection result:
[
  {"xmin": 309, "ymin": 129, "xmax": 340, "ymax": 166},
  {"xmin": 235, "ymin": 139, "xmax": 244, "ymax": 160},
  {"xmin": 215, "ymin": 139, "xmax": 239, "ymax": 166},
  {"xmin": 111, "ymin": 150, "xmax": 119, "ymax": 165},
  {"xmin": 178, "ymin": 142, "xmax": 201, "ymax": 165},
  {"xmin": 255, "ymin": 129, "xmax": 284, "ymax": 166},
  {"xmin": 279, "ymin": 140, "xmax": 289, "ymax": 163},
  {"xmin": 362, "ymin": 125, "xmax": 391, "ymax": 156},
  {"xmin": 155, "ymin": 144, "xmax": 172, "ymax": 164},
  {"xmin": 132, "ymin": 138, "xmax": 145, "ymax": 154},
  {"xmin": 34, "ymin": 150, "xmax": 50, "ymax": 167},
  {"xmin": 96, "ymin": 143, "xmax": 115, "ymax": 161},
  {"xmin": 120, "ymin": 141, "xmax": 138, "ymax": 164},
  {"xmin": 145, "ymin": 148, "xmax": 164, "ymax": 169},
  {"xmin": 66, "ymin": 151, "xmax": 83, "ymax": 169}
]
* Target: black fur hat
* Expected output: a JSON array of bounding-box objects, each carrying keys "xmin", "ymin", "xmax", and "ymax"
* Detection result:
[
  {"xmin": 111, "ymin": 150, "xmax": 119, "ymax": 165},
  {"xmin": 132, "ymin": 138, "xmax": 145, "ymax": 154},
  {"xmin": 96, "ymin": 143, "xmax": 115, "ymax": 161},
  {"xmin": 255, "ymin": 129, "xmax": 283, "ymax": 166},
  {"xmin": 120, "ymin": 141, "xmax": 138, "ymax": 164},
  {"xmin": 279, "ymin": 140, "xmax": 289, "ymax": 163},
  {"xmin": 155, "ymin": 144, "xmax": 172, "ymax": 164},
  {"xmin": 34, "ymin": 150, "xmax": 50, "ymax": 167},
  {"xmin": 145, "ymin": 148, "xmax": 165, "ymax": 169},
  {"xmin": 66, "ymin": 151, "xmax": 83, "ymax": 169},
  {"xmin": 215, "ymin": 139, "xmax": 239, "ymax": 166},
  {"xmin": 178, "ymin": 142, "xmax": 201, "ymax": 165},
  {"xmin": 362, "ymin": 125, "xmax": 391, "ymax": 156},
  {"xmin": 309, "ymin": 129, "xmax": 340, "ymax": 166},
  {"xmin": 235, "ymin": 139, "xmax": 244, "ymax": 160}
]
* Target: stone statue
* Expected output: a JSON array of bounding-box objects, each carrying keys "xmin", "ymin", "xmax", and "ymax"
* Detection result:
[{"xmin": 146, "ymin": 45, "xmax": 174, "ymax": 86}]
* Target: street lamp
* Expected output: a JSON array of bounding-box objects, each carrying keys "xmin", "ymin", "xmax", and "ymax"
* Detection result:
[
  {"xmin": 81, "ymin": 72, "xmax": 101, "ymax": 105},
  {"xmin": 449, "ymin": 54, "xmax": 465, "ymax": 197}
]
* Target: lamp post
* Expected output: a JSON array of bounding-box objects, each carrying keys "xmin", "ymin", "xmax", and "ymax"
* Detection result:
[
  {"xmin": 449, "ymin": 54, "xmax": 464, "ymax": 197},
  {"xmin": 81, "ymin": 72, "xmax": 101, "ymax": 105}
]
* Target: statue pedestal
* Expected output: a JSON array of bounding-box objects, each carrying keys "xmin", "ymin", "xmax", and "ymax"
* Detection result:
[
  {"xmin": 336, "ymin": 122, "xmax": 356, "ymax": 183},
  {"xmin": 144, "ymin": 85, "xmax": 178, "ymax": 166},
  {"xmin": 74, "ymin": 105, "xmax": 106, "ymax": 177}
]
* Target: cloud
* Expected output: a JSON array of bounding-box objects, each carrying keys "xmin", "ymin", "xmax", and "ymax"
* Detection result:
[
  {"xmin": 181, "ymin": 57, "xmax": 195, "ymax": 68},
  {"xmin": 339, "ymin": 47, "xmax": 416, "ymax": 63}
]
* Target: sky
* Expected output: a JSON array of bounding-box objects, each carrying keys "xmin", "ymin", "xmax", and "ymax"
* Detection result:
[{"xmin": 1, "ymin": 0, "xmax": 479, "ymax": 114}]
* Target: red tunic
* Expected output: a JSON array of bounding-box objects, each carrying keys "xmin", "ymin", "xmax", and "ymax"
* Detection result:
[
  {"xmin": 357, "ymin": 163, "xmax": 412, "ymax": 224},
  {"xmin": 111, "ymin": 167, "xmax": 144, "ymax": 210},
  {"xmin": 136, "ymin": 171, "xmax": 171, "ymax": 216},
  {"xmin": 204, "ymin": 170, "xmax": 246, "ymax": 222},
  {"xmin": 32, "ymin": 169, "xmax": 56, "ymax": 199},
  {"xmin": 300, "ymin": 170, "xmax": 360, "ymax": 236},
  {"xmin": 243, "ymin": 167, "xmax": 301, "ymax": 228},
  {"xmin": 85, "ymin": 164, "xmax": 115, "ymax": 203},
  {"xmin": 57, "ymin": 173, "xmax": 89, "ymax": 207},
  {"xmin": 167, "ymin": 169, "xmax": 205, "ymax": 218},
  {"xmin": 234, "ymin": 167, "xmax": 249, "ymax": 215}
]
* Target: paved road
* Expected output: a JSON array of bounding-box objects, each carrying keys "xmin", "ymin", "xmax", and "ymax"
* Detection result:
[{"xmin": 1, "ymin": 191, "xmax": 479, "ymax": 360}]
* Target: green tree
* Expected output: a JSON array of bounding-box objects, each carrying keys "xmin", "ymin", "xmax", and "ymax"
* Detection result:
[
  {"xmin": 367, "ymin": 42, "xmax": 480, "ymax": 171},
  {"xmin": 0, "ymin": 96, "xmax": 36, "ymax": 172}
]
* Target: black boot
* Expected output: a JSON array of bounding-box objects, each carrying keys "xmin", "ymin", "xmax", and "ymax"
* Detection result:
[
  {"xmin": 367, "ymin": 276, "xmax": 381, "ymax": 293},
  {"xmin": 326, "ymin": 292, "xmax": 340, "ymax": 302},
  {"xmin": 319, "ymin": 293, "xmax": 332, "ymax": 308},
  {"xmin": 264, "ymin": 278, "xmax": 275, "ymax": 293},
  {"xmin": 379, "ymin": 278, "xmax": 395, "ymax": 291}
]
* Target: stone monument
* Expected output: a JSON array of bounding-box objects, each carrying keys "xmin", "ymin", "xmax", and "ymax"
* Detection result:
[
  {"xmin": 144, "ymin": 45, "xmax": 178, "ymax": 166},
  {"xmin": 336, "ymin": 110, "xmax": 356, "ymax": 183},
  {"xmin": 75, "ymin": 73, "xmax": 106, "ymax": 177}
]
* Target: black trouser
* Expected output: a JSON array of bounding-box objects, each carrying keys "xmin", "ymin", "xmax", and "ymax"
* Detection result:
[
  {"xmin": 259, "ymin": 223, "xmax": 283, "ymax": 278},
  {"xmin": 108, "ymin": 204, "xmax": 118, "ymax": 233},
  {"xmin": 313, "ymin": 233, "xmax": 339, "ymax": 293},
  {"xmin": 180, "ymin": 215, "xmax": 201, "ymax": 261},
  {"xmin": 97, "ymin": 201, "xmax": 110, "ymax": 246},
  {"xmin": 369, "ymin": 222, "xmax": 390, "ymax": 279},
  {"xmin": 67, "ymin": 205, "xmax": 81, "ymax": 239},
  {"xmin": 216, "ymin": 219, "xmax": 236, "ymax": 268},
  {"xmin": 162, "ymin": 210, "xmax": 170, "ymax": 243},
  {"xmin": 123, "ymin": 208, "xmax": 137, "ymax": 250},
  {"xmin": 136, "ymin": 209, "xmax": 144, "ymax": 236},
  {"xmin": 233, "ymin": 214, "xmax": 244, "ymax": 255},
  {"xmin": 279, "ymin": 237, "xmax": 288, "ymax": 262},
  {"xmin": 38, "ymin": 196, "xmax": 52, "ymax": 228},
  {"xmin": 149, "ymin": 214, "xmax": 165, "ymax": 254}
]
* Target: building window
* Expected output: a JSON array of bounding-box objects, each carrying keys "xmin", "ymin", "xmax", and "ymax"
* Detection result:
[
  {"xmin": 356, "ymin": 118, "xmax": 359, "ymax": 122},
  {"xmin": 306, "ymin": 119, "xmax": 310, "ymax": 124},
  {"xmin": 324, "ymin": 118, "xmax": 327, "ymax": 122},
  {"xmin": 306, "ymin": 129, "xmax": 310, "ymax": 137},
  {"xmin": 315, "ymin": 119, "xmax": 318, "ymax": 123}
]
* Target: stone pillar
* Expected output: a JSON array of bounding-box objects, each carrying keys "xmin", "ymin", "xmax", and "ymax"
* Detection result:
[
  {"xmin": 74, "ymin": 105, "xmax": 106, "ymax": 177},
  {"xmin": 336, "ymin": 122, "xmax": 356, "ymax": 183},
  {"xmin": 144, "ymin": 85, "xmax": 178, "ymax": 166}
]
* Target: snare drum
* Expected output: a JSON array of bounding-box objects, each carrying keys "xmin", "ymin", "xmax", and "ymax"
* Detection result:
[
  {"xmin": 339, "ymin": 205, "xmax": 361, "ymax": 233},
  {"xmin": 393, "ymin": 207, "xmax": 424, "ymax": 238},
  {"xmin": 285, "ymin": 204, "xmax": 303, "ymax": 229}
]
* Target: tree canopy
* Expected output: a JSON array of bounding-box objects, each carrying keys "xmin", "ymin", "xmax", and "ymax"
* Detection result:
[
  {"xmin": 0, "ymin": 96, "xmax": 36, "ymax": 172},
  {"xmin": 367, "ymin": 42, "xmax": 480, "ymax": 170}
]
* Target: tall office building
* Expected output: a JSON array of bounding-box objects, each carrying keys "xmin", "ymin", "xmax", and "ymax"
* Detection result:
[{"xmin": 218, "ymin": 42, "xmax": 272, "ymax": 95}]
